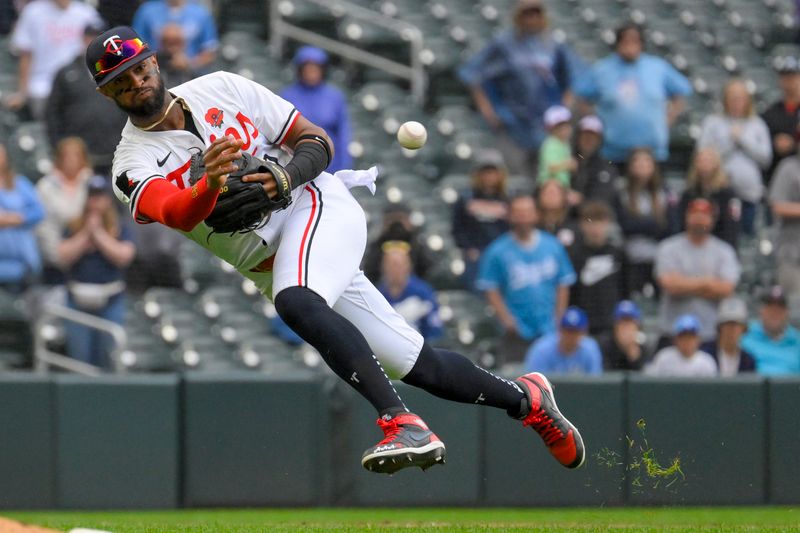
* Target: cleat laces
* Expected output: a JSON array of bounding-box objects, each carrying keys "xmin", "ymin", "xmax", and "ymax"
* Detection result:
[
  {"xmin": 377, "ymin": 417, "xmax": 402, "ymax": 445},
  {"xmin": 523, "ymin": 409, "xmax": 564, "ymax": 446}
]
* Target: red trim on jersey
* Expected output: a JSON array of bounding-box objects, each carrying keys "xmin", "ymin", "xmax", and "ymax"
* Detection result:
[
  {"xmin": 297, "ymin": 185, "xmax": 318, "ymax": 285},
  {"xmin": 137, "ymin": 176, "xmax": 220, "ymax": 232},
  {"xmin": 278, "ymin": 111, "xmax": 301, "ymax": 146}
]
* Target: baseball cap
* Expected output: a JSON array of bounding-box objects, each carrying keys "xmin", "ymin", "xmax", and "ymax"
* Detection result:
[
  {"xmin": 544, "ymin": 105, "xmax": 572, "ymax": 129},
  {"xmin": 687, "ymin": 197, "xmax": 716, "ymax": 216},
  {"xmin": 613, "ymin": 300, "xmax": 641, "ymax": 322},
  {"xmin": 85, "ymin": 26, "xmax": 156, "ymax": 87},
  {"xmin": 773, "ymin": 55, "xmax": 800, "ymax": 74},
  {"xmin": 673, "ymin": 314, "xmax": 701, "ymax": 335},
  {"xmin": 578, "ymin": 115, "xmax": 603, "ymax": 134},
  {"xmin": 717, "ymin": 297, "xmax": 748, "ymax": 325},
  {"xmin": 761, "ymin": 285, "xmax": 788, "ymax": 307},
  {"xmin": 473, "ymin": 149, "xmax": 506, "ymax": 172},
  {"xmin": 293, "ymin": 45, "xmax": 329, "ymax": 66},
  {"xmin": 560, "ymin": 306, "xmax": 588, "ymax": 330},
  {"xmin": 86, "ymin": 175, "xmax": 110, "ymax": 195}
]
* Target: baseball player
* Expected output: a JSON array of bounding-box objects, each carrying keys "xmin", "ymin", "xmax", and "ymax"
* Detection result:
[{"xmin": 86, "ymin": 26, "xmax": 585, "ymax": 474}]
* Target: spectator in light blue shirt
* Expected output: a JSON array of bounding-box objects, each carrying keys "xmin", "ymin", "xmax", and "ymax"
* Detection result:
[
  {"xmin": 524, "ymin": 306, "xmax": 602, "ymax": 374},
  {"xmin": 477, "ymin": 194, "xmax": 575, "ymax": 363},
  {"xmin": 575, "ymin": 24, "xmax": 691, "ymax": 164},
  {"xmin": 458, "ymin": 0, "xmax": 581, "ymax": 175},
  {"xmin": 281, "ymin": 46, "xmax": 352, "ymax": 173},
  {"xmin": 741, "ymin": 286, "xmax": 800, "ymax": 375},
  {"xmin": 133, "ymin": 0, "xmax": 218, "ymax": 69}
]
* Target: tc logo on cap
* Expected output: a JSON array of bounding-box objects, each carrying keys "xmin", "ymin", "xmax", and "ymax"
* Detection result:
[{"xmin": 103, "ymin": 35, "xmax": 124, "ymax": 56}]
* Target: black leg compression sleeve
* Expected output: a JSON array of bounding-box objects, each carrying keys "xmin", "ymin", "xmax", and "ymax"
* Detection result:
[
  {"xmin": 274, "ymin": 286, "xmax": 406, "ymax": 413},
  {"xmin": 402, "ymin": 344, "xmax": 526, "ymax": 416}
]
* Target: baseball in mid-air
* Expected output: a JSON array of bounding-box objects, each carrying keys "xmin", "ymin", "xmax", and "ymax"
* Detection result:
[{"xmin": 397, "ymin": 121, "xmax": 427, "ymax": 150}]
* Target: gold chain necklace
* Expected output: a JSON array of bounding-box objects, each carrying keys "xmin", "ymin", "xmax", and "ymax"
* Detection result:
[{"xmin": 138, "ymin": 96, "xmax": 181, "ymax": 131}]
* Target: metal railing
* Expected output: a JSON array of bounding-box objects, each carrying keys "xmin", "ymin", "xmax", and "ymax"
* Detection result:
[
  {"xmin": 269, "ymin": 0, "xmax": 428, "ymax": 104},
  {"xmin": 34, "ymin": 303, "xmax": 127, "ymax": 376}
]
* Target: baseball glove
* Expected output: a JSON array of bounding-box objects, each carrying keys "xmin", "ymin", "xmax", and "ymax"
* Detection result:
[{"xmin": 189, "ymin": 151, "xmax": 293, "ymax": 234}]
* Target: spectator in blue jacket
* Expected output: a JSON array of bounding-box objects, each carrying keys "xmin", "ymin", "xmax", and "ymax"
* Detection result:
[
  {"xmin": 133, "ymin": 0, "xmax": 218, "ymax": 69},
  {"xmin": 524, "ymin": 306, "xmax": 602, "ymax": 374},
  {"xmin": 378, "ymin": 242, "xmax": 443, "ymax": 342},
  {"xmin": 575, "ymin": 24, "xmax": 691, "ymax": 166},
  {"xmin": 741, "ymin": 286, "xmax": 800, "ymax": 375},
  {"xmin": 0, "ymin": 142, "xmax": 44, "ymax": 294},
  {"xmin": 458, "ymin": 0, "xmax": 580, "ymax": 175},
  {"xmin": 281, "ymin": 46, "xmax": 351, "ymax": 173}
]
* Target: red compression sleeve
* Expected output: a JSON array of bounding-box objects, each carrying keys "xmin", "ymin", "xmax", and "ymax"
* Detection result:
[{"xmin": 136, "ymin": 176, "xmax": 220, "ymax": 232}]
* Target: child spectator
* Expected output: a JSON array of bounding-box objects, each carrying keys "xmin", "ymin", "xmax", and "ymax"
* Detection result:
[
  {"xmin": 599, "ymin": 300, "xmax": 648, "ymax": 370},
  {"xmin": 524, "ymin": 306, "xmax": 602, "ymax": 375},
  {"xmin": 645, "ymin": 314, "xmax": 718, "ymax": 377},
  {"xmin": 701, "ymin": 297, "xmax": 756, "ymax": 376},
  {"xmin": 538, "ymin": 105, "xmax": 576, "ymax": 188},
  {"xmin": 571, "ymin": 115, "xmax": 619, "ymax": 207}
]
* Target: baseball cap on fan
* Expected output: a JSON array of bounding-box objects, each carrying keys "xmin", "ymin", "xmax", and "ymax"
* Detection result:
[{"xmin": 85, "ymin": 26, "xmax": 156, "ymax": 87}]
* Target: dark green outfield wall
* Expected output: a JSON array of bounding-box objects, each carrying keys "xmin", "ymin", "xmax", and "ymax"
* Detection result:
[{"xmin": 0, "ymin": 374, "xmax": 798, "ymax": 509}]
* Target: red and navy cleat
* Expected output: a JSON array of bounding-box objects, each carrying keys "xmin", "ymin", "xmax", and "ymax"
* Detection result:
[
  {"xmin": 361, "ymin": 412, "xmax": 446, "ymax": 474},
  {"xmin": 516, "ymin": 372, "xmax": 586, "ymax": 469}
]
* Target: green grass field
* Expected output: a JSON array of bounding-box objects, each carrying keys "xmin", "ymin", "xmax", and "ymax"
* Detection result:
[{"xmin": 5, "ymin": 507, "xmax": 800, "ymax": 532}]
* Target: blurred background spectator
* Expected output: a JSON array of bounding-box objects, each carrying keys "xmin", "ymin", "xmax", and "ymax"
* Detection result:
[
  {"xmin": 35, "ymin": 137, "xmax": 92, "ymax": 285},
  {"xmin": 125, "ymin": 223, "xmax": 183, "ymax": 293},
  {"xmin": 677, "ymin": 147, "xmax": 741, "ymax": 249},
  {"xmin": 538, "ymin": 105, "xmax": 575, "ymax": 187},
  {"xmin": 536, "ymin": 179, "xmax": 575, "ymax": 246},
  {"xmin": 363, "ymin": 203, "xmax": 431, "ymax": 283},
  {"xmin": 523, "ymin": 306, "xmax": 602, "ymax": 375},
  {"xmin": 377, "ymin": 241, "xmax": 442, "ymax": 342},
  {"xmin": 132, "ymin": 0, "xmax": 218, "ymax": 70},
  {"xmin": 599, "ymin": 300, "xmax": 647, "ymax": 371},
  {"xmin": 0, "ymin": 141, "xmax": 44, "ymax": 294},
  {"xmin": 768, "ymin": 150, "xmax": 800, "ymax": 294},
  {"xmin": 96, "ymin": 0, "xmax": 140, "ymax": 29},
  {"xmin": 741, "ymin": 286, "xmax": 800, "ymax": 375},
  {"xmin": 57, "ymin": 176, "xmax": 135, "ymax": 369},
  {"xmin": 477, "ymin": 194, "xmax": 575, "ymax": 364},
  {"xmin": 613, "ymin": 148, "xmax": 675, "ymax": 295},
  {"xmin": 701, "ymin": 297, "xmax": 756, "ymax": 377},
  {"xmin": 451, "ymin": 149, "xmax": 509, "ymax": 291},
  {"xmin": 281, "ymin": 46, "xmax": 351, "ymax": 173},
  {"xmin": 157, "ymin": 23, "xmax": 200, "ymax": 88},
  {"xmin": 458, "ymin": 0, "xmax": 578, "ymax": 175},
  {"xmin": 571, "ymin": 115, "xmax": 618, "ymax": 207},
  {"xmin": 646, "ymin": 314, "xmax": 718, "ymax": 377},
  {"xmin": 655, "ymin": 198, "xmax": 740, "ymax": 347},
  {"xmin": 567, "ymin": 201, "xmax": 627, "ymax": 342},
  {"xmin": 763, "ymin": 56, "xmax": 800, "ymax": 193},
  {"xmin": 575, "ymin": 23, "xmax": 691, "ymax": 169},
  {"xmin": 45, "ymin": 23, "xmax": 127, "ymax": 176},
  {"xmin": 697, "ymin": 79, "xmax": 771, "ymax": 235},
  {"xmin": 7, "ymin": 0, "xmax": 102, "ymax": 119}
]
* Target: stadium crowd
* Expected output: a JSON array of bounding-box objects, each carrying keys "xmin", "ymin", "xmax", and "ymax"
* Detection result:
[{"xmin": 1, "ymin": 0, "xmax": 799, "ymax": 376}]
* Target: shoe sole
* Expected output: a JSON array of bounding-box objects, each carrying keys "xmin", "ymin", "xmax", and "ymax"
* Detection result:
[
  {"xmin": 530, "ymin": 372, "xmax": 586, "ymax": 469},
  {"xmin": 362, "ymin": 441, "xmax": 447, "ymax": 474}
]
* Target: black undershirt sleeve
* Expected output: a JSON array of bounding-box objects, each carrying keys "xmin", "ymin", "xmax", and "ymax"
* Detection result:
[{"xmin": 284, "ymin": 138, "xmax": 331, "ymax": 189}]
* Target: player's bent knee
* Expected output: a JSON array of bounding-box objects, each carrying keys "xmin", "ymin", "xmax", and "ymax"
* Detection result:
[{"xmin": 274, "ymin": 286, "xmax": 328, "ymax": 326}]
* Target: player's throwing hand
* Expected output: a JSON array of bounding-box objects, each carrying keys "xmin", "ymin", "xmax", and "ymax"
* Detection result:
[{"xmin": 203, "ymin": 135, "xmax": 243, "ymax": 189}]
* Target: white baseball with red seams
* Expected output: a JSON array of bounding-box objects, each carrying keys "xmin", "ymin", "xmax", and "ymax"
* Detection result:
[
  {"xmin": 396, "ymin": 121, "xmax": 427, "ymax": 149},
  {"xmin": 111, "ymin": 71, "xmax": 424, "ymax": 378}
]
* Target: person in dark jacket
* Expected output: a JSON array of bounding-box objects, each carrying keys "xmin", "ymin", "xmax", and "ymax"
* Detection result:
[
  {"xmin": 452, "ymin": 149, "xmax": 509, "ymax": 290},
  {"xmin": 568, "ymin": 201, "xmax": 627, "ymax": 341},
  {"xmin": 571, "ymin": 115, "xmax": 619, "ymax": 207},
  {"xmin": 700, "ymin": 296, "xmax": 756, "ymax": 376},
  {"xmin": 762, "ymin": 54, "xmax": 800, "ymax": 188},
  {"xmin": 598, "ymin": 300, "xmax": 648, "ymax": 370},
  {"xmin": 676, "ymin": 147, "xmax": 741, "ymax": 249},
  {"xmin": 44, "ymin": 23, "xmax": 126, "ymax": 176}
]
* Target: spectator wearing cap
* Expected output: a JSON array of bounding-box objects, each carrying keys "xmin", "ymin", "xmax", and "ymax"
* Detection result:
[
  {"xmin": 57, "ymin": 175, "xmax": 135, "ymax": 369},
  {"xmin": 156, "ymin": 23, "xmax": 200, "ymax": 88},
  {"xmin": 523, "ymin": 306, "xmax": 602, "ymax": 374},
  {"xmin": 452, "ymin": 149, "xmax": 510, "ymax": 291},
  {"xmin": 362, "ymin": 203, "xmax": 432, "ymax": 283},
  {"xmin": 645, "ymin": 314, "xmax": 718, "ymax": 377},
  {"xmin": 458, "ymin": 0, "xmax": 581, "ymax": 175},
  {"xmin": 697, "ymin": 79, "xmax": 771, "ymax": 235},
  {"xmin": 676, "ymin": 147, "xmax": 741, "ymax": 249},
  {"xmin": 568, "ymin": 201, "xmax": 628, "ymax": 341},
  {"xmin": 538, "ymin": 105, "xmax": 576, "ymax": 188},
  {"xmin": 45, "ymin": 23, "xmax": 127, "ymax": 176},
  {"xmin": 599, "ymin": 300, "xmax": 648, "ymax": 370},
  {"xmin": 768, "ymin": 144, "xmax": 800, "ymax": 294},
  {"xmin": 741, "ymin": 286, "xmax": 800, "ymax": 375},
  {"xmin": 655, "ymin": 198, "xmax": 741, "ymax": 345},
  {"xmin": 281, "ymin": 46, "xmax": 351, "ymax": 173},
  {"xmin": 132, "ymin": 0, "xmax": 218, "ymax": 70},
  {"xmin": 762, "ymin": 54, "xmax": 800, "ymax": 189},
  {"xmin": 571, "ymin": 115, "xmax": 619, "ymax": 207},
  {"xmin": 575, "ymin": 23, "xmax": 691, "ymax": 166},
  {"xmin": 478, "ymin": 194, "xmax": 575, "ymax": 363},
  {"xmin": 6, "ymin": 0, "xmax": 102, "ymax": 118},
  {"xmin": 700, "ymin": 297, "xmax": 756, "ymax": 377},
  {"xmin": 378, "ymin": 242, "xmax": 443, "ymax": 342}
]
